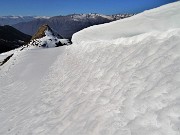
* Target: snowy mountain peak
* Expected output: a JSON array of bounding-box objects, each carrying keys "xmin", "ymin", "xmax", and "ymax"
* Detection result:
[
  {"xmin": 29, "ymin": 24, "xmax": 71, "ymax": 48},
  {"xmin": 31, "ymin": 24, "xmax": 58, "ymax": 40}
]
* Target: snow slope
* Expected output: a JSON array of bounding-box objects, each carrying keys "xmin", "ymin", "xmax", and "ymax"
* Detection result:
[{"xmin": 0, "ymin": 2, "xmax": 180, "ymax": 135}]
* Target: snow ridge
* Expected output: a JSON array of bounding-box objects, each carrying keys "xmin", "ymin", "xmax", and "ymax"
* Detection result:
[{"xmin": 72, "ymin": 2, "xmax": 180, "ymax": 43}]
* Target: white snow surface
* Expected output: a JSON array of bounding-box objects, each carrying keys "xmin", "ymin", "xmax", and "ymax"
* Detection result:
[{"xmin": 0, "ymin": 2, "xmax": 180, "ymax": 135}]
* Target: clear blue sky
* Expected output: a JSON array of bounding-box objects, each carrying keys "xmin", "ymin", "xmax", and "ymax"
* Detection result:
[{"xmin": 0, "ymin": 0, "xmax": 177, "ymax": 16}]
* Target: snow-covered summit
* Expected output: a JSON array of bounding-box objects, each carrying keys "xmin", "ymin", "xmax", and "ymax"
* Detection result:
[
  {"xmin": 69, "ymin": 13, "xmax": 134, "ymax": 22},
  {"xmin": 31, "ymin": 24, "xmax": 63, "ymax": 40},
  {"xmin": 0, "ymin": 2, "xmax": 180, "ymax": 135},
  {"xmin": 29, "ymin": 24, "xmax": 71, "ymax": 48}
]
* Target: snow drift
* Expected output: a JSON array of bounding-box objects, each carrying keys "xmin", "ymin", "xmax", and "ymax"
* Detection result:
[
  {"xmin": 72, "ymin": 2, "xmax": 180, "ymax": 43},
  {"xmin": 0, "ymin": 2, "xmax": 180, "ymax": 135}
]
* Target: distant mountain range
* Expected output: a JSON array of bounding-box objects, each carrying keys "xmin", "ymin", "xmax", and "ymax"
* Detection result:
[
  {"xmin": 0, "ymin": 16, "xmax": 50, "ymax": 26},
  {"xmin": 13, "ymin": 14, "xmax": 134, "ymax": 39},
  {"xmin": 0, "ymin": 25, "xmax": 31, "ymax": 53},
  {"xmin": 0, "ymin": 14, "xmax": 134, "ymax": 53},
  {"xmin": 0, "ymin": 14, "xmax": 134, "ymax": 39}
]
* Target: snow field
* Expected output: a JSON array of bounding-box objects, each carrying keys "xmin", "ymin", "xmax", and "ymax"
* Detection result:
[{"xmin": 0, "ymin": 2, "xmax": 180, "ymax": 135}]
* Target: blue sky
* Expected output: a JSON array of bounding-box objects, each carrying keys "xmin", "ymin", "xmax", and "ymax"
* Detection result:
[{"xmin": 0, "ymin": 0, "xmax": 177, "ymax": 16}]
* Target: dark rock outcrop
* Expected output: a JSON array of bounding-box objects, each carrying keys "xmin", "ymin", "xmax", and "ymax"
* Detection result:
[
  {"xmin": 31, "ymin": 24, "xmax": 63, "ymax": 40},
  {"xmin": 29, "ymin": 24, "xmax": 71, "ymax": 47},
  {"xmin": 0, "ymin": 25, "xmax": 31, "ymax": 53}
]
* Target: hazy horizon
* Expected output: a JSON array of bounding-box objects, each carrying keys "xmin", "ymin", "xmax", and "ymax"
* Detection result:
[{"xmin": 0, "ymin": 0, "xmax": 177, "ymax": 16}]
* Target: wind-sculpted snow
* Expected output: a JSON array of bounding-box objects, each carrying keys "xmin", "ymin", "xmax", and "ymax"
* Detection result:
[
  {"xmin": 72, "ymin": 2, "xmax": 180, "ymax": 43},
  {"xmin": 0, "ymin": 2, "xmax": 180, "ymax": 135}
]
